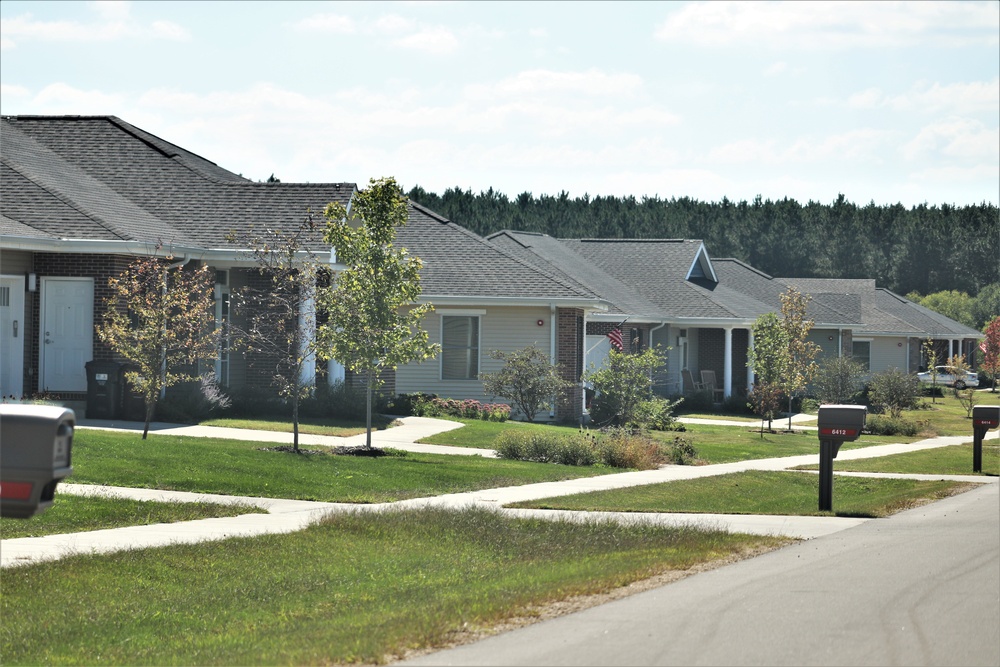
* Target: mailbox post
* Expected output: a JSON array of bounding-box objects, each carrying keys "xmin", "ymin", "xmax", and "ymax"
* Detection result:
[
  {"xmin": 971, "ymin": 405, "xmax": 1000, "ymax": 473},
  {"xmin": 0, "ymin": 404, "xmax": 75, "ymax": 519},
  {"xmin": 816, "ymin": 405, "xmax": 867, "ymax": 512}
]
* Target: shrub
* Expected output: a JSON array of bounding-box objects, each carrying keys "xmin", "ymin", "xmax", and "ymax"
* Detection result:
[
  {"xmin": 662, "ymin": 435, "xmax": 698, "ymax": 465},
  {"xmin": 865, "ymin": 414, "xmax": 920, "ymax": 437},
  {"xmin": 867, "ymin": 368, "xmax": 920, "ymax": 418},
  {"xmin": 416, "ymin": 397, "xmax": 511, "ymax": 422},
  {"xmin": 480, "ymin": 345, "xmax": 572, "ymax": 422},
  {"xmin": 722, "ymin": 393, "xmax": 754, "ymax": 415},
  {"xmin": 594, "ymin": 427, "xmax": 668, "ymax": 470},
  {"xmin": 634, "ymin": 397, "xmax": 686, "ymax": 431},
  {"xmin": 677, "ymin": 390, "xmax": 716, "ymax": 414},
  {"xmin": 494, "ymin": 431, "xmax": 594, "ymax": 465},
  {"xmin": 813, "ymin": 356, "xmax": 865, "ymax": 405},
  {"xmin": 583, "ymin": 347, "xmax": 667, "ymax": 427},
  {"xmin": 384, "ymin": 392, "xmax": 437, "ymax": 416}
]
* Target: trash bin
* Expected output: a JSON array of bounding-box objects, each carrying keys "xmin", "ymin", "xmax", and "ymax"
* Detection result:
[
  {"xmin": 119, "ymin": 364, "xmax": 148, "ymax": 422},
  {"xmin": 85, "ymin": 360, "xmax": 122, "ymax": 419}
]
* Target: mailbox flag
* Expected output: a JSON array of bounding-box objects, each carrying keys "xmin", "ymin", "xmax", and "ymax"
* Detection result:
[{"xmin": 607, "ymin": 328, "xmax": 624, "ymax": 352}]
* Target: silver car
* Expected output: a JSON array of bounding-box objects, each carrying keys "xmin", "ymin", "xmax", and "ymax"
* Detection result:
[{"xmin": 917, "ymin": 365, "xmax": 980, "ymax": 389}]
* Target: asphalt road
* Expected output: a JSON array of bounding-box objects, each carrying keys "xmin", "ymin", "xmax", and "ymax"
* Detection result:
[{"xmin": 400, "ymin": 482, "xmax": 1000, "ymax": 667}]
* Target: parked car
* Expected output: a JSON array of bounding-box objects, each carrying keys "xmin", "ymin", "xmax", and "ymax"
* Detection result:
[{"xmin": 917, "ymin": 366, "xmax": 980, "ymax": 389}]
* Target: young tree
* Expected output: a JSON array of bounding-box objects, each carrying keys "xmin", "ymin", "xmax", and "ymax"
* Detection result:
[
  {"xmin": 583, "ymin": 346, "xmax": 670, "ymax": 428},
  {"xmin": 921, "ymin": 338, "xmax": 941, "ymax": 403},
  {"xmin": 97, "ymin": 257, "xmax": 217, "ymax": 439},
  {"xmin": 480, "ymin": 345, "xmax": 572, "ymax": 422},
  {"xmin": 228, "ymin": 217, "xmax": 324, "ymax": 452},
  {"xmin": 779, "ymin": 287, "xmax": 821, "ymax": 430},
  {"xmin": 746, "ymin": 312, "xmax": 790, "ymax": 433},
  {"xmin": 946, "ymin": 354, "xmax": 977, "ymax": 417},
  {"xmin": 981, "ymin": 316, "xmax": 1000, "ymax": 393},
  {"xmin": 318, "ymin": 177, "xmax": 439, "ymax": 449}
]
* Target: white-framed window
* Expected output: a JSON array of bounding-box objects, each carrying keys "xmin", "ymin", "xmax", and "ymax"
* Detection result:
[
  {"xmin": 852, "ymin": 339, "xmax": 871, "ymax": 371},
  {"xmin": 441, "ymin": 315, "xmax": 480, "ymax": 380}
]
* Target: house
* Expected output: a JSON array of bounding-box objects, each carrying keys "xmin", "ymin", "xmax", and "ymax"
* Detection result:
[
  {"xmin": 1, "ymin": 115, "xmax": 982, "ymax": 424},
  {"xmin": 487, "ymin": 231, "xmax": 983, "ymax": 399},
  {"xmin": 0, "ymin": 115, "xmax": 607, "ymax": 421}
]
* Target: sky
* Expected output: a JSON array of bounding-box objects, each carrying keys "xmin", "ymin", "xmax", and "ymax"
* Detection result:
[{"xmin": 2, "ymin": 1, "xmax": 998, "ymax": 207}]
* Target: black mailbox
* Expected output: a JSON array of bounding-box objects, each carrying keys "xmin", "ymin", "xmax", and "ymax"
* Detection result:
[
  {"xmin": 971, "ymin": 405, "xmax": 1000, "ymax": 473},
  {"xmin": 816, "ymin": 405, "xmax": 867, "ymax": 512},
  {"xmin": 0, "ymin": 405, "xmax": 75, "ymax": 519}
]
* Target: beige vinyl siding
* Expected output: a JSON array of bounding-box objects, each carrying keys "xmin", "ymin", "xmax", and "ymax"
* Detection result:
[
  {"xmin": 808, "ymin": 329, "xmax": 841, "ymax": 361},
  {"xmin": 869, "ymin": 336, "xmax": 909, "ymax": 373},
  {"xmin": 396, "ymin": 305, "xmax": 555, "ymax": 402},
  {"xmin": 0, "ymin": 250, "xmax": 32, "ymax": 274}
]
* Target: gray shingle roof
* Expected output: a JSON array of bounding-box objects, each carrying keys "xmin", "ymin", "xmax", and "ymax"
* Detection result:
[{"xmin": 1, "ymin": 116, "xmax": 354, "ymax": 250}]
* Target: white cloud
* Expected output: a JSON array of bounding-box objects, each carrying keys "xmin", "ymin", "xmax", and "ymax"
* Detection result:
[
  {"xmin": 708, "ymin": 129, "xmax": 891, "ymax": 165},
  {"xmin": 655, "ymin": 1, "xmax": 1000, "ymax": 49},
  {"xmin": 901, "ymin": 118, "xmax": 999, "ymax": 160},
  {"xmin": 290, "ymin": 13, "xmax": 356, "ymax": 34},
  {"xmin": 848, "ymin": 79, "xmax": 1000, "ymax": 115},
  {"xmin": 466, "ymin": 69, "xmax": 645, "ymax": 101},
  {"xmin": 393, "ymin": 26, "xmax": 459, "ymax": 54},
  {"xmin": 0, "ymin": 3, "xmax": 190, "ymax": 48}
]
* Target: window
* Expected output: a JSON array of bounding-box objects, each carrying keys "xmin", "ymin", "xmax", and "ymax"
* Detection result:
[
  {"xmin": 442, "ymin": 316, "xmax": 479, "ymax": 379},
  {"xmin": 214, "ymin": 271, "xmax": 230, "ymax": 385},
  {"xmin": 852, "ymin": 340, "xmax": 871, "ymax": 371}
]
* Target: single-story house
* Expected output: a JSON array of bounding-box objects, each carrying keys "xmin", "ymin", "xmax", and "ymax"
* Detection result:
[{"xmin": 1, "ymin": 115, "xmax": 982, "ymax": 422}]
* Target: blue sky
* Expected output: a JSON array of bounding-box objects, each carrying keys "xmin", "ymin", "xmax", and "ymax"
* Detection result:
[{"xmin": 2, "ymin": 1, "xmax": 997, "ymax": 207}]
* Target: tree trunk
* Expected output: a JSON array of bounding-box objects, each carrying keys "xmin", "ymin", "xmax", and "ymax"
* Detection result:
[
  {"xmin": 292, "ymin": 393, "xmax": 300, "ymax": 453},
  {"xmin": 365, "ymin": 369, "xmax": 373, "ymax": 449},
  {"xmin": 142, "ymin": 398, "xmax": 154, "ymax": 440}
]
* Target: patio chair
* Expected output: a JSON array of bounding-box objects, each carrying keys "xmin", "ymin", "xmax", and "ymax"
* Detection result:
[
  {"xmin": 681, "ymin": 369, "xmax": 707, "ymax": 394},
  {"xmin": 700, "ymin": 370, "xmax": 725, "ymax": 402}
]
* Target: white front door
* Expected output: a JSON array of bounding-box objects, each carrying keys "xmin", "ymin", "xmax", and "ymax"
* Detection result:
[
  {"xmin": 41, "ymin": 278, "xmax": 94, "ymax": 392},
  {"xmin": 0, "ymin": 275, "xmax": 25, "ymax": 397}
]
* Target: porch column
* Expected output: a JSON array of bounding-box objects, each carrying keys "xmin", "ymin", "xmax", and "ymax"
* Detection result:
[
  {"xmin": 298, "ymin": 287, "xmax": 316, "ymax": 387},
  {"xmin": 746, "ymin": 328, "xmax": 755, "ymax": 393},
  {"xmin": 723, "ymin": 326, "xmax": 733, "ymax": 398}
]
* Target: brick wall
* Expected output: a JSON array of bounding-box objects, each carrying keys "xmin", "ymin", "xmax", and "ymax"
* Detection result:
[{"xmin": 556, "ymin": 308, "xmax": 583, "ymax": 422}]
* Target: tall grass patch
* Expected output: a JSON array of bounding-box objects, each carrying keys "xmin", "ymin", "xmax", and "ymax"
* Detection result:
[{"xmin": 1, "ymin": 507, "xmax": 787, "ymax": 665}]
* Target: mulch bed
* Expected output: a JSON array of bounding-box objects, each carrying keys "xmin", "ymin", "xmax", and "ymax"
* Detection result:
[{"xmin": 258, "ymin": 445, "xmax": 390, "ymax": 457}]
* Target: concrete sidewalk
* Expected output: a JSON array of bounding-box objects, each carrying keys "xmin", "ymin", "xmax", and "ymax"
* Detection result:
[{"xmin": 4, "ymin": 417, "xmax": 996, "ymax": 568}]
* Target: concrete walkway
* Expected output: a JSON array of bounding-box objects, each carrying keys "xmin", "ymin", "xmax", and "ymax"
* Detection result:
[{"xmin": 3, "ymin": 417, "xmax": 996, "ymax": 568}]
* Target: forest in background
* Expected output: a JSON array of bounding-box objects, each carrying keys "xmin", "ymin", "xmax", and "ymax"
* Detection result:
[{"xmin": 407, "ymin": 187, "xmax": 998, "ymax": 323}]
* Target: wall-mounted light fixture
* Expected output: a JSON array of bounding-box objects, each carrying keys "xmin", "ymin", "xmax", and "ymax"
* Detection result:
[{"xmin": 26, "ymin": 272, "xmax": 37, "ymax": 292}]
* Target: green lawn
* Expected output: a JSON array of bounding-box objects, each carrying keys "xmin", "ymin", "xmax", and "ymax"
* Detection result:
[
  {"xmin": 199, "ymin": 414, "xmax": 394, "ymax": 437},
  {"xmin": 0, "ymin": 507, "xmax": 789, "ymax": 665},
  {"xmin": 69, "ymin": 429, "xmax": 611, "ymax": 503},
  {"xmin": 0, "ymin": 494, "xmax": 263, "ymax": 539},
  {"xmin": 797, "ymin": 443, "xmax": 999, "ymax": 476},
  {"xmin": 510, "ymin": 470, "xmax": 972, "ymax": 518}
]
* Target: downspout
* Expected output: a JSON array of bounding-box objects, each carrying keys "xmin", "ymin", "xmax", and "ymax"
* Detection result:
[{"xmin": 161, "ymin": 254, "xmax": 192, "ymax": 399}]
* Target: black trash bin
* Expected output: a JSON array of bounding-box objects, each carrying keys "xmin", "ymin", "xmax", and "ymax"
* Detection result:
[
  {"xmin": 85, "ymin": 360, "xmax": 122, "ymax": 419},
  {"xmin": 119, "ymin": 364, "xmax": 148, "ymax": 422}
]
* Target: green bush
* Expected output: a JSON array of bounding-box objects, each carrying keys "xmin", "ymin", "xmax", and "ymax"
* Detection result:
[
  {"xmin": 594, "ymin": 428, "xmax": 668, "ymax": 470},
  {"xmin": 635, "ymin": 397, "xmax": 686, "ymax": 431},
  {"xmin": 299, "ymin": 381, "xmax": 371, "ymax": 421},
  {"xmin": 866, "ymin": 368, "xmax": 920, "ymax": 418},
  {"xmin": 494, "ymin": 431, "xmax": 594, "ymax": 465},
  {"xmin": 813, "ymin": 356, "xmax": 866, "ymax": 405},
  {"xmin": 676, "ymin": 390, "xmax": 716, "ymax": 413},
  {"xmin": 414, "ymin": 397, "xmax": 511, "ymax": 422},
  {"xmin": 722, "ymin": 393, "xmax": 754, "ymax": 415},
  {"xmin": 384, "ymin": 392, "xmax": 437, "ymax": 416},
  {"xmin": 662, "ymin": 435, "xmax": 698, "ymax": 465},
  {"xmin": 865, "ymin": 414, "xmax": 920, "ymax": 436}
]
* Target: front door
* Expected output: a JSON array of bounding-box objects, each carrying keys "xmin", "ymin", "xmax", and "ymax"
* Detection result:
[
  {"xmin": 0, "ymin": 275, "xmax": 25, "ymax": 397},
  {"xmin": 41, "ymin": 278, "xmax": 94, "ymax": 392}
]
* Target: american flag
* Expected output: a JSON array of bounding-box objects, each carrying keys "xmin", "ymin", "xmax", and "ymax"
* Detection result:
[{"xmin": 607, "ymin": 327, "xmax": 624, "ymax": 352}]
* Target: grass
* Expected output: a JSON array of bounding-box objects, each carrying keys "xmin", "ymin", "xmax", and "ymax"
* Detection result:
[
  {"xmin": 0, "ymin": 494, "xmax": 263, "ymax": 539},
  {"xmin": 797, "ymin": 443, "xmax": 999, "ymax": 476},
  {"xmin": 0, "ymin": 506, "xmax": 789, "ymax": 665},
  {"xmin": 510, "ymin": 470, "xmax": 972, "ymax": 518},
  {"xmin": 198, "ymin": 414, "xmax": 394, "ymax": 437},
  {"xmin": 69, "ymin": 429, "xmax": 611, "ymax": 503},
  {"xmin": 417, "ymin": 418, "xmax": 561, "ymax": 448}
]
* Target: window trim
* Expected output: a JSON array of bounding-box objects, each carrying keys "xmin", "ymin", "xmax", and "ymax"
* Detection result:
[
  {"xmin": 440, "ymin": 313, "xmax": 482, "ymax": 381},
  {"xmin": 852, "ymin": 338, "xmax": 872, "ymax": 371}
]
